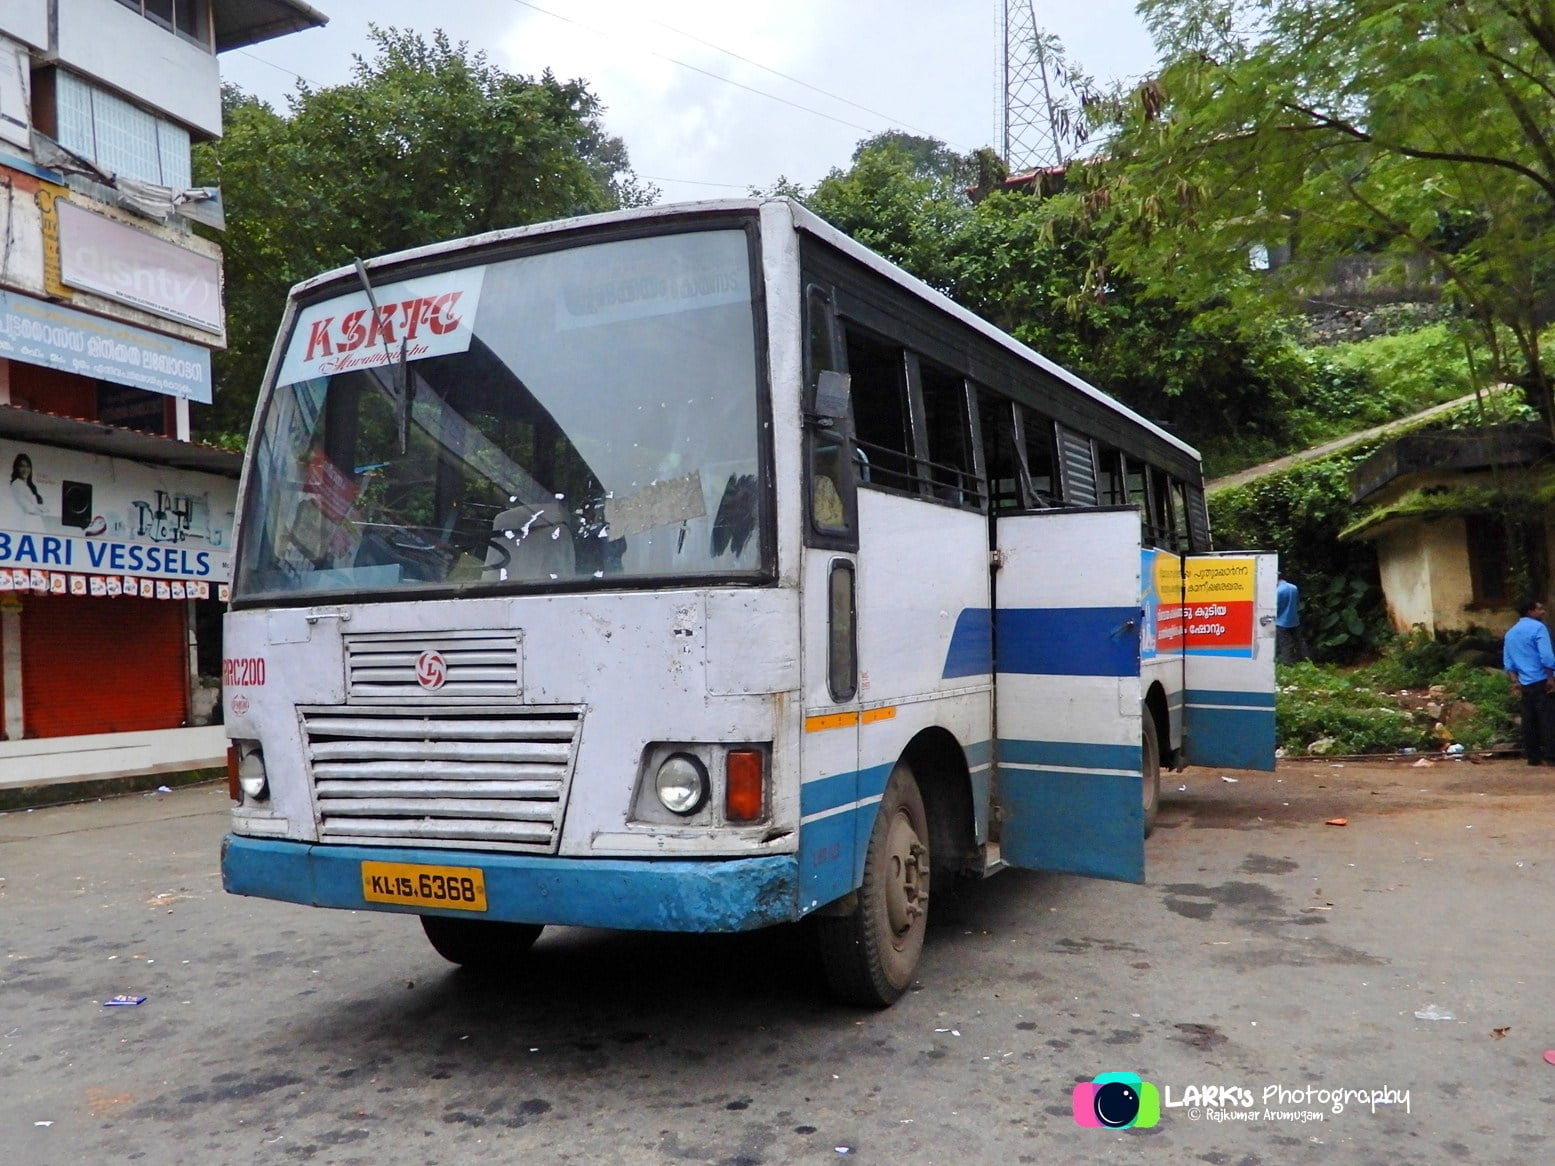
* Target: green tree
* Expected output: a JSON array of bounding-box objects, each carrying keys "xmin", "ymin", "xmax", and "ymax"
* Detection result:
[
  {"xmin": 194, "ymin": 26, "xmax": 649, "ymax": 442},
  {"xmin": 787, "ymin": 131, "xmax": 1316, "ymax": 467},
  {"xmin": 798, "ymin": 134, "xmax": 976, "ymax": 292},
  {"xmin": 948, "ymin": 184, "xmax": 1313, "ymax": 465},
  {"xmin": 1102, "ymin": 0, "xmax": 1555, "ymax": 431}
]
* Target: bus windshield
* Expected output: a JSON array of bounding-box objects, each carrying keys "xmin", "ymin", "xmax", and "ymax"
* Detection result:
[{"xmin": 233, "ymin": 228, "xmax": 765, "ymax": 601}]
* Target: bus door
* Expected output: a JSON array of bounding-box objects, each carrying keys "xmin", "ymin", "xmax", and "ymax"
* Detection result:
[
  {"xmin": 992, "ymin": 507, "xmax": 1146, "ymax": 883},
  {"xmin": 1181, "ymin": 552, "xmax": 1278, "ymax": 770}
]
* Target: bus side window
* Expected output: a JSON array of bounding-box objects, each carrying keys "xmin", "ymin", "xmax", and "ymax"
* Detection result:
[
  {"xmin": 828, "ymin": 559, "xmax": 858, "ymax": 701},
  {"xmin": 980, "ymin": 395, "xmax": 1023, "ymax": 511},
  {"xmin": 1097, "ymin": 444, "xmax": 1127, "ymax": 507},
  {"xmin": 1185, "ymin": 485, "xmax": 1212, "ymax": 551},
  {"xmin": 805, "ymin": 285, "xmax": 855, "ymax": 545},
  {"xmin": 1142, "ymin": 466, "xmax": 1172, "ymax": 551},
  {"xmin": 1019, "ymin": 408, "xmax": 1059, "ymax": 507},
  {"xmin": 916, "ymin": 356, "xmax": 977, "ymax": 508},
  {"xmin": 1126, "ymin": 455, "xmax": 1155, "ymax": 544},
  {"xmin": 846, "ymin": 326, "xmax": 917, "ymax": 495},
  {"xmin": 1170, "ymin": 478, "xmax": 1193, "ymax": 551}
]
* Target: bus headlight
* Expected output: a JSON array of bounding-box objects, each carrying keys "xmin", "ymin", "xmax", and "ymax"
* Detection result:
[
  {"xmin": 654, "ymin": 753, "xmax": 708, "ymax": 815},
  {"xmin": 236, "ymin": 741, "xmax": 269, "ymax": 801}
]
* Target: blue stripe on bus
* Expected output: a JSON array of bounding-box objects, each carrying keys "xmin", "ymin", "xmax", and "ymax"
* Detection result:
[
  {"xmin": 1186, "ymin": 688, "xmax": 1276, "ymax": 709},
  {"xmin": 943, "ymin": 607, "xmax": 1141, "ymax": 679},
  {"xmin": 797, "ymin": 808, "xmax": 857, "ymax": 911},
  {"xmin": 999, "ymin": 738, "xmax": 1140, "ymax": 773},
  {"xmin": 996, "ymin": 764, "xmax": 1144, "ymax": 883},
  {"xmin": 800, "ymin": 770, "xmax": 856, "ymax": 818},
  {"xmin": 1184, "ymin": 704, "xmax": 1277, "ymax": 770},
  {"xmin": 221, "ymin": 835, "xmax": 798, "ymax": 933},
  {"xmin": 943, "ymin": 608, "xmax": 994, "ymax": 677}
]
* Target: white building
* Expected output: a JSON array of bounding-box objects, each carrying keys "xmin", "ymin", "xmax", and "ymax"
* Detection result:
[{"xmin": 0, "ymin": 0, "xmax": 325, "ymax": 792}]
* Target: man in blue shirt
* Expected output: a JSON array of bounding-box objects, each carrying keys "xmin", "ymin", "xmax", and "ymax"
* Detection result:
[
  {"xmin": 1503, "ymin": 598, "xmax": 1555, "ymax": 765},
  {"xmin": 1275, "ymin": 573, "xmax": 1305, "ymax": 664}
]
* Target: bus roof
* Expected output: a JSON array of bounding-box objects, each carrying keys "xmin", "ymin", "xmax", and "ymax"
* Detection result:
[{"xmin": 291, "ymin": 198, "xmax": 1200, "ymax": 463}]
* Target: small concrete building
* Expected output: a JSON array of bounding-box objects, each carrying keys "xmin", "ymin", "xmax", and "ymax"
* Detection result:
[{"xmin": 1342, "ymin": 424, "xmax": 1555, "ymax": 637}]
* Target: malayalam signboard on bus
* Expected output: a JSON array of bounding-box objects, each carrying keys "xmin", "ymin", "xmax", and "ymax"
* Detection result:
[
  {"xmin": 1141, "ymin": 551, "xmax": 1260, "ymax": 659},
  {"xmin": 1184, "ymin": 557, "xmax": 1258, "ymax": 657}
]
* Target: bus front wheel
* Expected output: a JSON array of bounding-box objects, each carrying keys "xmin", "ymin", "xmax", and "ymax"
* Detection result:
[
  {"xmin": 816, "ymin": 762, "xmax": 930, "ymax": 1007},
  {"xmin": 420, "ymin": 915, "xmax": 543, "ymax": 971}
]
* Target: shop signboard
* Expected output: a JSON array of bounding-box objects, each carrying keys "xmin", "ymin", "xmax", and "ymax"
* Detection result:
[
  {"xmin": 0, "ymin": 288, "xmax": 212, "ymax": 402},
  {"xmin": 56, "ymin": 201, "xmax": 224, "ymax": 336},
  {"xmin": 0, "ymin": 438, "xmax": 235, "ymax": 586}
]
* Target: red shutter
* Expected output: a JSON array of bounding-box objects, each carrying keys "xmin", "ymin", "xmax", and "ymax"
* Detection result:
[{"xmin": 21, "ymin": 595, "xmax": 188, "ymax": 737}]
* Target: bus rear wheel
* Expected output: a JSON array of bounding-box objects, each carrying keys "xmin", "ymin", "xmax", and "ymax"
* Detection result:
[
  {"xmin": 816, "ymin": 762, "xmax": 930, "ymax": 1007},
  {"xmin": 1142, "ymin": 713, "xmax": 1161, "ymax": 838},
  {"xmin": 420, "ymin": 915, "xmax": 543, "ymax": 971}
]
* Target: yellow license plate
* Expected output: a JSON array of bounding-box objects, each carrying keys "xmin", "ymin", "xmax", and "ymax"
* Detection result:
[{"xmin": 361, "ymin": 861, "xmax": 487, "ymax": 911}]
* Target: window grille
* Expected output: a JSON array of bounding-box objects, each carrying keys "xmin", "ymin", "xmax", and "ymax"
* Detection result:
[{"xmin": 55, "ymin": 72, "xmax": 191, "ymax": 188}]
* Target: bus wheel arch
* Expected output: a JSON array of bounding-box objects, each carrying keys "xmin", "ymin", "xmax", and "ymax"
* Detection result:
[{"xmin": 900, "ymin": 725, "xmax": 978, "ymax": 881}]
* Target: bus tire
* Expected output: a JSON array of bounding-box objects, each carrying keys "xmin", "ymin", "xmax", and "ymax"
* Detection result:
[
  {"xmin": 816, "ymin": 762, "xmax": 930, "ymax": 1007},
  {"xmin": 420, "ymin": 915, "xmax": 543, "ymax": 970},
  {"xmin": 1142, "ymin": 712, "xmax": 1161, "ymax": 838}
]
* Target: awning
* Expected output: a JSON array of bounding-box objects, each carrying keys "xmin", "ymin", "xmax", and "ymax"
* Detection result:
[
  {"xmin": 0, "ymin": 406, "xmax": 241, "ymax": 477},
  {"xmin": 213, "ymin": 0, "xmax": 328, "ymax": 53}
]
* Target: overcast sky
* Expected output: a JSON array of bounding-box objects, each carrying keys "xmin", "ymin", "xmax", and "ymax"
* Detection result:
[{"xmin": 220, "ymin": 0, "xmax": 1160, "ymax": 205}]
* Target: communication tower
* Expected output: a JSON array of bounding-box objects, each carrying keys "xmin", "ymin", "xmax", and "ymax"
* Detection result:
[{"xmin": 1001, "ymin": 0, "xmax": 1066, "ymax": 172}]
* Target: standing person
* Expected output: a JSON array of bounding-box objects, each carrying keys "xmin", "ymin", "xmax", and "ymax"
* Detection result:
[
  {"xmin": 1503, "ymin": 598, "xmax": 1555, "ymax": 766},
  {"xmin": 1275, "ymin": 572, "xmax": 1306, "ymax": 664}
]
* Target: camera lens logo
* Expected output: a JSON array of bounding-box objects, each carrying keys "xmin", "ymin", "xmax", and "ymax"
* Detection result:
[{"xmin": 1073, "ymin": 1072, "xmax": 1161, "ymax": 1129}]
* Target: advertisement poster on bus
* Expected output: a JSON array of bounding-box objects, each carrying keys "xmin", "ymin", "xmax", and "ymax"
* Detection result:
[
  {"xmin": 1140, "ymin": 549, "xmax": 1184, "ymax": 660},
  {"xmin": 1141, "ymin": 552, "xmax": 1259, "ymax": 659}
]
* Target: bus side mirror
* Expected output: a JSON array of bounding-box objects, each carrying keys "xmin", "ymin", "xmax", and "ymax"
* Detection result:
[{"xmin": 813, "ymin": 370, "xmax": 852, "ymax": 425}]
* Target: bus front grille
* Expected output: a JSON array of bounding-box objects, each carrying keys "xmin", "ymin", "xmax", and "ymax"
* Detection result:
[
  {"xmin": 300, "ymin": 705, "xmax": 581, "ymax": 853},
  {"xmin": 344, "ymin": 630, "xmax": 521, "ymax": 703}
]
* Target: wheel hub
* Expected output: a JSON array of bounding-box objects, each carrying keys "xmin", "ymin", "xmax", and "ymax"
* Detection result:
[{"xmin": 884, "ymin": 811, "xmax": 929, "ymax": 939}]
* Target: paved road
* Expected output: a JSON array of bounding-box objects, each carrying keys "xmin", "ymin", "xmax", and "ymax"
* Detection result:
[{"xmin": 2, "ymin": 757, "xmax": 1550, "ymax": 1164}]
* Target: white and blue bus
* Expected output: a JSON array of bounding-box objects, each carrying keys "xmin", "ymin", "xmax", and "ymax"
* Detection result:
[{"xmin": 220, "ymin": 199, "xmax": 1275, "ymax": 1006}]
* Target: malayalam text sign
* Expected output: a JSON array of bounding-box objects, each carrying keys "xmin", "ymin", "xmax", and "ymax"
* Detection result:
[
  {"xmin": 0, "ymin": 288, "xmax": 212, "ymax": 402},
  {"xmin": 1185, "ymin": 557, "xmax": 1258, "ymax": 657}
]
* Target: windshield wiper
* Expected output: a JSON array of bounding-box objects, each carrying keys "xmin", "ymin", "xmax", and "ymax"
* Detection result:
[{"xmin": 352, "ymin": 257, "xmax": 412, "ymax": 453}]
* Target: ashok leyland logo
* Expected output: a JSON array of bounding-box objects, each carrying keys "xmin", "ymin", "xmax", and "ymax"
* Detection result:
[
  {"xmin": 1073, "ymin": 1072, "xmax": 1161, "ymax": 1128},
  {"xmin": 415, "ymin": 649, "xmax": 447, "ymax": 690}
]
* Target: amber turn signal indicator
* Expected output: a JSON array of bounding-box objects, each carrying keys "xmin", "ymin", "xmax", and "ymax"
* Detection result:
[
  {"xmin": 725, "ymin": 750, "xmax": 765, "ymax": 822},
  {"xmin": 226, "ymin": 745, "xmax": 241, "ymax": 802}
]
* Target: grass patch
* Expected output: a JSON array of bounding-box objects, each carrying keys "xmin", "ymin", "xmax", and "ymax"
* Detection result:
[{"xmin": 1277, "ymin": 630, "xmax": 1517, "ymax": 755}]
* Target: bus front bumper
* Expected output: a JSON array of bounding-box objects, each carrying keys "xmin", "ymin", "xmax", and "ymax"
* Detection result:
[{"xmin": 221, "ymin": 835, "xmax": 801, "ymax": 932}]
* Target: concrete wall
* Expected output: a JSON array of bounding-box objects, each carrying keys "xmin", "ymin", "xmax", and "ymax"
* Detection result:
[
  {"xmin": 0, "ymin": 0, "xmax": 48, "ymax": 50},
  {"xmin": 1375, "ymin": 515, "xmax": 1527, "ymax": 637},
  {"xmin": 57, "ymin": 0, "xmax": 222, "ymax": 136},
  {"xmin": 1375, "ymin": 523, "xmax": 1437, "ymax": 631}
]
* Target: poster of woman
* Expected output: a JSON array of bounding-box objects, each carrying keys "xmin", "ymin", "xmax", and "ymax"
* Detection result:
[{"xmin": 7, "ymin": 451, "xmax": 51, "ymax": 531}]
